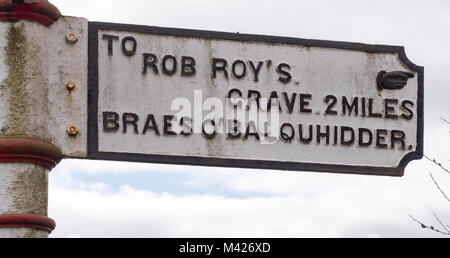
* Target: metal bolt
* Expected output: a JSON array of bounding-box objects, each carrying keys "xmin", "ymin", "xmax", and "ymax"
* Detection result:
[
  {"xmin": 67, "ymin": 126, "xmax": 79, "ymax": 137},
  {"xmin": 66, "ymin": 32, "xmax": 78, "ymax": 44},
  {"xmin": 66, "ymin": 82, "xmax": 77, "ymax": 91}
]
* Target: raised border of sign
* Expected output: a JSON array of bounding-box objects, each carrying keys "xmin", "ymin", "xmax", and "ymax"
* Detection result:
[{"xmin": 87, "ymin": 21, "xmax": 424, "ymax": 177}]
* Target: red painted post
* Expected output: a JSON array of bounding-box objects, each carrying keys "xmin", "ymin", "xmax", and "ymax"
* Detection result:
[
  {"xmin": 0, "ymin": 0, "xmax": 62, "ymax": 238},
  {"xmin": 0, "ymin": 0, "xmax": 60, "ymax": 26}
]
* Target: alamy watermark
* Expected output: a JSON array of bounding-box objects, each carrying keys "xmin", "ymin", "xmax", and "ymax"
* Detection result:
[{"xmin": 170, "ymin": 90, "xmax": 281, "ymax": 144}]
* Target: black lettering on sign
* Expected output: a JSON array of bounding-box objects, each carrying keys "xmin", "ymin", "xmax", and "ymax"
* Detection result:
[
  {"xmin": 162, "ymin": 55, "xmax": 177, "ymax": 75},
  {"xmin": 249, "ymin": 61, "xmax": 264, "ymax": 82},
  {"xmin": 282, "ymin": 92, "xmax": 296, "ymax": 113},
  {"xmin": 361, "ymin": 97, "xmax": 367, "ymax": 117},
  {"xmin": 164, "ymin": 115, "xmax": 177, "ymax": 136},
  {"xmin": 121, "ymin": 36, "xmax": 137, "ymax": 56},
  {"xmin": 102, "ymin": 34, "xmax": 119, "ymax": 56},
  {"xmin": 227, "ymin": 88, "xmax": 242, "ymax": 98},
  {"xmin": 401, "ymin": 100, "xmax": 415, "ymax": 120},
  {"xmin": 368, "ymin": 98, "xmax": 382, "ymax": 118},
  {"xmin": 180, "ymin": 117, "xmax": 193, "ymax": 136},
  {"xmin": 299, "ymin": 124, "xmax": 313, "ymax": 144},
  {"xmin": 123, "ymin": 113, "xmax": 139, "ymax": 134},
  {"xmin": 340, "ymin": 126, "xmax": 355, "ymax": 146},
  {"xmin": 212, "ymin": 58, "xmax": 228, "ymax": 79},
  {"xmin": 376, "ymin": 129, "xmax": 388, "ymax": 149},
  {"xmin": 333, "ymin": 126, "xmax": 338, "ymax": 145},
  {"xmin": 324, "ymin": 95, "xmax": 338, "ymax": 115},
  {"xmin": 277, "ymin": 63, "xmax": 292, "ymax": 84},
  {"xmin": 103, "ymin": 111, "xmax": 120, "ymax": 132},
  {"xmin": 232, "ymin": 60, "xmax": 247, "ymax": 79},
  {"xmin": 202, "ymin": 119, "xmax": 216, "ymax": 139},
  {"xmin": 358, "ymin": 128, "xmax": 373, "ymax": 147},
  {"xmin": 244, "ymin": 121, "xmax": 260, "ymax": 141},
  {"xmin": 268, "ymin": 91, "xmax": 281, "ymax": 111},
  {"xmin": 181, "ymin": 56, "xmax": 196, "ymax": 76},
  {"xmin": 316, "ymin": 125, "xmax": 330, "ymax": 145},
  {"xmin": 280, "ymin": 123, "xmax": 295, "ymax": 143},
  {"xmin": 142, "ymin": 114, "xmax": 160, "ymax": 135},
  {"xmin": 300, "ymin": 94, "xmax": 312, "ymax": 113},
  {"xmin": 384, "ymin": 99, "xmax": 399, "ymax": 119},
  {"xmin": 391, "ymin": 130, "xmax": 406, "ymax": 150},
  {"xmin": 342, "ymin": 96, "xmax": 358, "ymax": 116},
  {"xmin": 227, "ymin": 88, "xmax": 243, "ymax": 109},
  {"xmin": 247, "ymin": 90, "xmax": 261, "ymax": 110},
  {"xmin": 143, "ymin": 53, "xmax": 158, "ymax": 75},
  {"xmin": 227, "ymin": 119, "xmax": 242, "ymax": 139}
]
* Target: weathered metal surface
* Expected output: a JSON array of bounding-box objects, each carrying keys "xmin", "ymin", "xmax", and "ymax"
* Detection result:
[
  {"xmin": 0, "ymin": 17, "xmax": 88, "ymax": 157},
  {"xmin": 87, "ymin": 22, "xmax": 424, "ymax": 176},
  {"xmin": 0, "ymin": 163, "xmax": 50, "ymax": 237},
  {"xmin": 0, "ymin": 14, "xmax": 75, "ymax": 238}
]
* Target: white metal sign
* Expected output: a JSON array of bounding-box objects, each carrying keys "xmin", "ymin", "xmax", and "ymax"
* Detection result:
[{"xmin": 87, "ymin": 22, "xmax": 423, "ymax": 176}]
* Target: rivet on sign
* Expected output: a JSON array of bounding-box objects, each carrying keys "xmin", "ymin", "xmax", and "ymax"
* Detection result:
[
  {"xmin": 66, "ymin": 82, "xmax": 77, "ymax": 91},
  {"xmin": 66, "ymin": 32, "xmax": 78, "ymax": 44},
  {"xmin": 67, "ymin": 126, "xmax": 79, "ymax": 137}
]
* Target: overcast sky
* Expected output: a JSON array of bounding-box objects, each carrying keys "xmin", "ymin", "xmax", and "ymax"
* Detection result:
[{"xmin": 47, "ymin": 0, "xmax": 450, "ymax": 237}]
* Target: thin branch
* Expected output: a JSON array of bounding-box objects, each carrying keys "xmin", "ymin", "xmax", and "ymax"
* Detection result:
[
  {"xmin": 424, "ymin": 154, "xmax": 450, "ymax": 174},
  {"xmin": 409, "ymin": 214, "xmax": 450, "ymax": 235},
  {"xmin": 433, "ymin": 213, "xmax": 450, "ymax": 234},
  {"xmin": 430, "ymin": 173, "xmax": 450, "ymax": 203},
  {"xmin": 440, "ymin": 117, "xmax": 450, "ymax": 124}
]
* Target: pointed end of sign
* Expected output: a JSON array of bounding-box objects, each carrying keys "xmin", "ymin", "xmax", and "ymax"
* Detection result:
[{"xmin": 0, "ymin": 0, "xmax": 61, "ymax": 26}]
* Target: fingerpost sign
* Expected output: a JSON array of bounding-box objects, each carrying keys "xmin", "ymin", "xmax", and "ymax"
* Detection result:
[{"xmin": 87, "ymin": 22, "xmax": 423, "ymax": 177}]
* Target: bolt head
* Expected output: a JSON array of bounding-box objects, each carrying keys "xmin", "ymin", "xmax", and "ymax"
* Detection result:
[
  {"xmin": 66, "ymin": 32, "xmax": 78, "ymax": 44},
  {"xmin": 66, "ymin": 82, "xmax": 77, "ymax": 91},
  {"xmin": 67, "ymin": 126, "xmax": 79, "ymax": 137}
]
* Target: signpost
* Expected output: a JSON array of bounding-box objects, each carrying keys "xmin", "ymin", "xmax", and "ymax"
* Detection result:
[{"xmin": 0, "ymin": 1, "xmax": 424, "ymax": 237}]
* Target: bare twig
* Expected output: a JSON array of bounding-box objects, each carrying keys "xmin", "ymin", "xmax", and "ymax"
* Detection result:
[
  {"xmin": 409, "ymin": 214, "xmax": 450, "ymax": 235},
  {"xmin": 430, "ymin": 173, "xmax": 450, "ymax": 203},
  {"xmin": 440, "ymin": 117, "xmax": 450, "ymax": 124},
  {"xmin": 433, "ymin": 213, "xmax": 450, "ymax": 234},
  {"xmin": 424, "ymin": 154, "xmax": 450, "ymax": 174}
]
